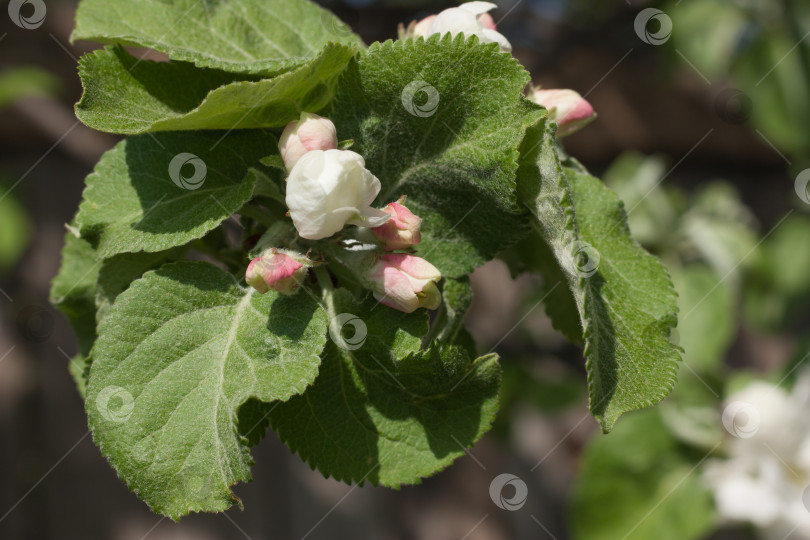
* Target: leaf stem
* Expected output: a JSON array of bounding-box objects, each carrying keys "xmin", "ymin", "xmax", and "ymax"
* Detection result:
[{"xmin": 313, "ymin": 265, "xmax": 337, "ymax": 319}]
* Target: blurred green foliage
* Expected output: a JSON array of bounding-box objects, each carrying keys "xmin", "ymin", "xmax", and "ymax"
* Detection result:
[
  {"xmin": 0, "ymin": 66, "xmax": 59, "ymax": 109},
  {"xmin": 0, "ymin": 184, "xmax": 30, "ymax": 271},
  {"xmin": 0, "ymin": 66, "xmax": 61, "ymax": 271},
  {"xmin": 572, "ymin": 148, "xmax": 810, "ymax": 539},
  {"xmin": 668, "ymin": 0, "xmax": 810, "ymax": 163}
]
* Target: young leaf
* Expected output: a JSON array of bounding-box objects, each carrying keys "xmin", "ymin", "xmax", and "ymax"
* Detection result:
[
  {"xmin": 329, "ymin": 35, "xmax": 545, "ymax": 277},
  {"xmin": 269, "ymin": 289, "xmax": 501, "ymax": 486},
  {"xmin": 76, "ymin": 130, "xmax": 272, "ymax": 258},
  {"xmin": 76, "ymin": 44, "xmax": 355, "ymax": 134},
  {"xmin": 86, "ymin": 261, "xmax": 328, "ymax": 518},
  {"xmin": 518, "ymin": 125, "xmax": 680, "ymax": 431},
  {"xmin": 71, "ymin": 0, "xmax": 364, "ymax": 75}
]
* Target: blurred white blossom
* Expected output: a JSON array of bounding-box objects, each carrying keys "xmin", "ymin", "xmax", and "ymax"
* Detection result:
[{"xmin": 704, "ymin": 374, "xmax": 810, "ymax": 539}]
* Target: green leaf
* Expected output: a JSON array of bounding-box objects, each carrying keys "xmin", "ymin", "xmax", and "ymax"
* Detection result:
[
  {"xmin": 51, "ymin": 230, "xmax": 182, "ymax": 395},
  {"xmin": 76, "ymin": 130, "xmax": 272, "ymax": 258},
  {"xmin": 76, "ymin": 44, "xmax": 355, "ymax": 134},
  {"xmin": 518, "ymin": 124, "xmax": 680, "ymax": 431},
  {"xmin": 86, "ymin": 261, "xmax": 328, "ymax": 518},
  {"xmin": 501, "ymin": 217, "xmax": 584, "ymax": 344},
  {"xmin": 72, "ymin": 0, "xmax": 364, "ymax": 74},
  {"xmin": 571, "ymin": 409, "xmax": 715, "ymax": 540},
  {"xmin": 96, "ymin": 248, "xmax": 184, "ymax": 322},
  {"xmin": 434, "ymin": 277, "xmax": 473, "ymax": 344},
  {"xmin": 50, "ymin": 232, "xmax": 100, "ymax": 357},
  {"xmin": 269, "ymin": 289, "xmax": 501, "ymax": 486},
  {"xmin": 330, "ymin": 35, "xmax": 544, "ymax": 277},
  {"xmin": 69, "ymin": 354, "xmax": 91, "ymax": 399}
]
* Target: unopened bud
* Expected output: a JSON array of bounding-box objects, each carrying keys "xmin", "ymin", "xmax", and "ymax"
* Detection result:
[
  {"xmin": 529, "ymin": 88, "xmax": 596, "ymax": 137},
  {"xmin": 246, "ymin": 249, "xmax": 309, "ymax": 295},
  {"xmin": 365, "ymin": 253, "xmax": 442, "ymax": 313},
  {"xmin": 371, "ymin": 199, "xmax": 422, "ymax": 251},
  {"xmin": 278, "ymin": 112, "xmax": 338, "ymax": 171}
]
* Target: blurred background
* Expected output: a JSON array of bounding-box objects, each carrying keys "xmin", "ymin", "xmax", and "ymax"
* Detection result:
[{"xmin": 1, "ymin": 0, "xmax": 809, "ymax": 538}]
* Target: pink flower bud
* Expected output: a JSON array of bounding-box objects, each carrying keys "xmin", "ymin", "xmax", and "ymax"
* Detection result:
[
  {"xmin": 365, "ymin": 253, "xmax": 442, "ymax": 313},
  {"xmin": 278, "ymin": 112, "xmax": 338, "ymax": 171},
  {"xmin": 371, "ymin": 200, "xmax": 422, "ymax": 251},
  {"xmin": 412, "ymin": 14, "xmax": 437, "ymax": 38},
  {"xmin": 529, "ymin": 88, "xmax": 596, "ymax": 137},
  {"xmin": 477, "ymin": 12, "xmax": 496, "ymax": 30},
  {"xmin": 246, "ymin": 249, "xmax": 308, "ymax": 295}
]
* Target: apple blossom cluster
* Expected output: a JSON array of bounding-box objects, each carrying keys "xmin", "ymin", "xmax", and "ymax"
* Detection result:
[
  {"xmin": 246, "ymin": 112, "xmax": 442, "ymax": 314},
  {"xmin": 398, "ymin": 3, "xmax": 596, "ymax": 137},
  {"xmin": 704, "ymin": 374, "xmax": 810, "ymax": 539}
]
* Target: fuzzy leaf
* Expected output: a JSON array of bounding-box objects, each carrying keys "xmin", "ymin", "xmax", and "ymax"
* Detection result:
[
  {"xmin": 95, "ymin": 248, "xmax": 184, "ymax": 322},
  {"xmin": 72, "ymin": 0, "xmax": 363, "ymax": 74},
  {"xmin": 269, "ymin": 289, "xmax": 500, "ymax": 486},
  {"xmin": 76, "ymin": 44, "xmax": 355, "ymax": 134},
  {"xmin": 76, "ymin": 130, "xmax": 272, "ymax": 258},
  {"xmin": 50, "ymin": 232, "xmax": 100, "ymax": 357},
  {"xmin": 518, "ymin": 125, "xmax": 680, "ymax": 431},
  {"xmin": 86, "ymin": 261, "xmax": 328, "ymax": 518},
  {"xmin": 329, "ymin": 35, "xmax": 544, "ymax": 277}
]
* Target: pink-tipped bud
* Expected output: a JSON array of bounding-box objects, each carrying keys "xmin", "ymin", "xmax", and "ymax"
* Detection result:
[
  {"xmin": 477, "ymin": 12, "xmax": 496, "ymax": 30},
  {"xmin": 413, "ymin": 14, "xmax": 437, "ymax": 38},
  {"xmin": 365, "ymin": 253, "xmax": 442, "ymax": 313},
  {"xmin": 529, "ymin": 88, "xmax": 596, "ymax": 137},
  {"xmin": 278, "ymin": 112, "xmax": 338, "ymax": 171},
  {"xmin": 371, "ymin": 200, "xmax": 422, "ymax": 251},
  {"xmin": 246, "ymin": 249, "xmax": 309, "ymax": 295}
]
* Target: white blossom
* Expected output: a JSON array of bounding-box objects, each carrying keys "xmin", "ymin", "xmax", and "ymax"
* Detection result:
[
  {"xmin": 427, "ymin": 2, "xmax": 511, "ymax": 52},
  {"xmin": 285, "ymin": 149, "xmax": 390, "ymax": 240}
]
